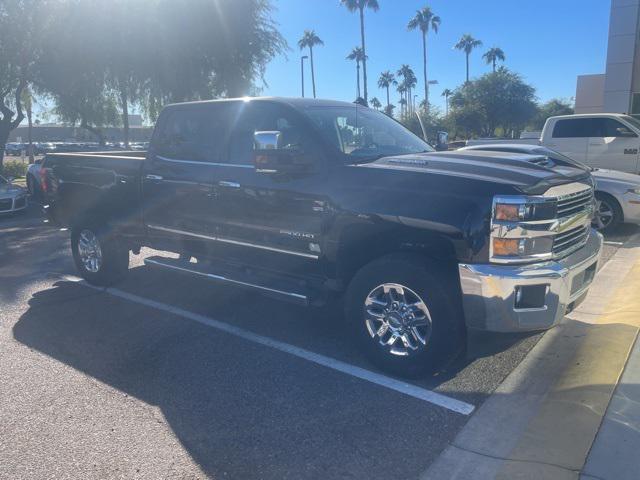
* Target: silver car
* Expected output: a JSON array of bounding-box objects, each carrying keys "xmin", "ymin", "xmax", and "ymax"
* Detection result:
[
  {"xmin": 0, "ymin": 174, "xmax": 28, "ymax": 214},
  {"xmin": 460, "ymin": 143, "xmax": 640, "ymax": 232}
]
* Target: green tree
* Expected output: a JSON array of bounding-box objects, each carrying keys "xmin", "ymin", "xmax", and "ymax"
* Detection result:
[
  {"xmin": 530, "ymin": 98, "xmax": 574, "ymax": 130},
  {"xmin": 378, "ymin": 71, "xmax": 397, "ymax": 110},
  {"xmin": 298, "ymin": 30, "xmax": 324, "ymax": 99},
  {"xmin": 0, "ymin": 0, "xmax": 46, "ymax": 168},
  {"xmin": 340, "ymin": 0, "xmax": 379, "ymax": 103},
  {"xmin": 483, "ymin": 47, "xmax": 506, "ymax": 72},
  {"xmin": 407, "ymin": 6, "xmax": 440, "ymax": 113},
  {"xmin": 346, "ymin": 46, "xmax": 367, "ymax": 99},
  {"xmin": 441, "ymin": 88, "xmax": 452, "ymax": 115},
  {"xmin": 449, "ymin": 68, "xmax": 537, "ymax": 138},
  {"xmin": 370, "ymin": 97, "xmax": 382, "ymax": 110},
  {"xmin": 454, "ymin": 34, "xmax": 483, "ymax": 83}
]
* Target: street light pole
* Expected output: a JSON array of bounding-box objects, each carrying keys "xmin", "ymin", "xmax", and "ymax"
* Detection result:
[{"xmin": 301, "ymin": 56, "xmax": 309, "ymax": 98}]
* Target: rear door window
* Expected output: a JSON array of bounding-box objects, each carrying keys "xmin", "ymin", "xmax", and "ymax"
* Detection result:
[
  {"xmin": 154, "ymin": 105, "xmax": 231, "ymax": 162},
  {"xmin": 552, "ymin": 119, "xmax": 600, "ymax": 138}
]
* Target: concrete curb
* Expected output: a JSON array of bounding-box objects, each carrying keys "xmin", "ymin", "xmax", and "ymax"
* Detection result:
[{"xmin": 423, "ymin": 233, "xmax": 640, "ymax": 480}]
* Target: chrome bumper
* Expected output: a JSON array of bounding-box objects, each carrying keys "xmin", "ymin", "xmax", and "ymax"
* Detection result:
[{"xmin": 458, "ymin": 229, "xmax": 603, "ymax": 332}]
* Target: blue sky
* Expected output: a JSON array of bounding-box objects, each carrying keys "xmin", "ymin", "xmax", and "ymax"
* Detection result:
[{"xmin": 262, "ymin": 0, "xmax": 611, "ymax": 110}]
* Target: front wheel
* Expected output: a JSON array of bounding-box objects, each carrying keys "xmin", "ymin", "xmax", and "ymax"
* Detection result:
[
  {"xmin": 593, "ymin": 192, "xmax": 622, "ymax": 232},
  {"xmin": 345, "ymin": 254, "xmax": 464, "ymax": 377},
  {"xmin": 71, "ymin": 223, "xmax": 129, "ymax": 286}
]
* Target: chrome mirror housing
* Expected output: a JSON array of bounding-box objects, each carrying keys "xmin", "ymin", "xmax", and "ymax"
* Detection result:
[{"xmin": 254, "ymin": 131, "xmax": 282, "ymax": 150}]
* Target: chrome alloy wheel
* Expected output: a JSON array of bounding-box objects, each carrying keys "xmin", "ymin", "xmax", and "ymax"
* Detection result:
[
  {"xmin": 594, "ymin": 198, "xmax": 614, "ymax": 230},
  {"xmin": 364, "ymin": 283, "xmax": 432, "ymax": 356},
  {"xmin": 78, "ymin": 229, "xmax": 102, "ymax": 273}
]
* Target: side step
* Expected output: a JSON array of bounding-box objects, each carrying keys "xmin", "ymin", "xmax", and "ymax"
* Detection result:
[{"xmin": 144, "ymin": 256, "xmax": 310, "ymax": 306}]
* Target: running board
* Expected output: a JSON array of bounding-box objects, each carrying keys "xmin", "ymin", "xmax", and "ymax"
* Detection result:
[{"xmin": 144, "ymin": 256, "xmax": 309, "ymax": 306}]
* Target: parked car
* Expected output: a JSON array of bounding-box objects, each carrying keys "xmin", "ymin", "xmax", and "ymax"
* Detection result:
[
  {"xmin": 34, "ymin": 142, "xmax": 58, "ymax": 155},
  {"xmin": 0, "ymin": 174, "xmax": 28, "ymax": 214},
  {"xmin": 5, "ymin": 143, "xmax": 25, "ymax": 156},
  {"xmin": 461, "ymin": 143, "xmax": 640, "ymax": 232},
  {"xmin": 466, "ymin": 113, "xmax": 640, "ymax": 174},
  {"xmin": 26, "ymin": 158, "xmax": 44, "ymax": 198},
  {"xmin": 41, "ymin": 97, "xmax": 603, "ymax": 375}
]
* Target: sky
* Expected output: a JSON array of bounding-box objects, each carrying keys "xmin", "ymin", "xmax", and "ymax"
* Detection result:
[{"xmin": 262, "ymin": 0, "xmax": 611, "ymax": 111}]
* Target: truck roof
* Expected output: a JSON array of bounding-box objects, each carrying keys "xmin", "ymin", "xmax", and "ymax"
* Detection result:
[
  {"xmin": 164, "ymin": 96, "xmax": 360, "ymax": 110},
  {"xmin": 547, "ymin": 113, "xmax": 630, "ymax": 121}
]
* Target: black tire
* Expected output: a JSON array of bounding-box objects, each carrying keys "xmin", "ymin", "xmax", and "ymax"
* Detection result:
[
  {"xmin": 594, "ymin": 192, "xmax": 622, "ymax": 233},
  {"xmin": 71, "ymin": 222, "xmax": 129, "ymax": 286},
  {"xmin": 344, "ymin": 253, "xmax": 464, "ymax": 377}
]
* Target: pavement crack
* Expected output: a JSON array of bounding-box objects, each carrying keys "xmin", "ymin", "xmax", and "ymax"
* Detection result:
[{"xmin": 450, "ymin": 442, "xmax": 581, "ymax": 474}]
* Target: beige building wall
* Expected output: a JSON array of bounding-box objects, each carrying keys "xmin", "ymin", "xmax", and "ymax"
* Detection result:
[{"xmin": 575, "ymin": 74, "xmax": 605, "ymax": 113}]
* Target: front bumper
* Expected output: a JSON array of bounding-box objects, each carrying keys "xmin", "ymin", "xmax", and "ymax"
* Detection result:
[
  {"xmin": 0, "ymin": 195, "xmax": 28, "ymax": 214},
  {"xmin": 458, "ymin": 229, "xmax": 603, "ymax": 332}
]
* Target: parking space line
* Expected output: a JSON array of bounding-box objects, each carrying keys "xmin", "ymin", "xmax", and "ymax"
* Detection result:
[{"xmin": 72, "ymin": 278, "xmax": 475, "ymax": 416}]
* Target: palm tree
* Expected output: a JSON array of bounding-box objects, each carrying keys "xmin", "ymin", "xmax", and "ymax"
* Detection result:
[
  {"xmin": 378, "ymin": 71, "xmax": 397, "ymax": 109},
  {"xmin": 340, "ymin": 0, "xmax": 379, "ymax": 103},
  {"xmin": 397, "ymin": 65, "xmax": 417, "ymax": 115},
  {"xmin": 407, "ymin": 6, "xmax": 440, "ymax": 113},
  {"xmin": 483, "ymin": 47, "xmax": 505, "ymax": 72},
  {"xmin": 346, "ymin": 46, "xmax": 367, "ymax": 99},
  {"xmin": 370, "ymin": 97, "xmax": 382, "ymax": 110},
  {"xmin": 454, "ymin": 34, "xmax": 483, "ymax": 83},
  {"xmin": 298, "ymin": 30, "xmax": 324, "ymax": 98},
  {"xmin": 441, "ymin": 88, "xmax": 452, "ymax": 115},
  {"xmin": 397, "ymin": 82, "xmax": 407, "ymax": 117}
]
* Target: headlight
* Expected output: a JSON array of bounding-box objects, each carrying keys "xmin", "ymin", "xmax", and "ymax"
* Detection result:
[
  {"xmin": 494, "ymin": 201, "xmax": 554, "ymax": 222},
  {"xmin": 627, "ymin": 188, "xmax": 640, "ymax": 195},
  {"xmin": 492, "ymin": 238, "xmax": 524, "ymax": 256}
]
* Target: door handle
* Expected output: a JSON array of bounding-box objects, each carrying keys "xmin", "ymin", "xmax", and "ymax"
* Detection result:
[
  {"xmin": 145, "ymin": 174, "xmax": 164, "ymax": 181},
  {"xmin": 218, "ymin": 181, "xmax": 240, "ymax": 188}
]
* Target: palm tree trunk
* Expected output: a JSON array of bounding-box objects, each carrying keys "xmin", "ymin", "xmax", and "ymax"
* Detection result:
[
  {"xmin": 356, "ymin": 62, "xmax": 361, "ymax": 98},
  {"xmin": 492, "ymin": 58, "xmax": 496, "ymax": 72},
  {"xmin": 310, "ymin": 47, "xmax": 317, "ymax": 98},
  {"xmin": 27, "ymin": 106, "xmax": 33, "ymax": 163},
  {"xmin": 422, "ymin": 32, "xmax": 428, "ymax": 113},
  {"xmin": 466, "ymin": 53, "xmax": 470, "ymax": 83},
  {"xmin": 120, "ymin": 84, "xmax": 130, "ymax": 148},
  {"xmin": 359, "ymin": 7, "xmax": 368, "ymax": 103},
  {"xmin": 386, "ymin": 86, "xmax": 390, "ymax": 108}
]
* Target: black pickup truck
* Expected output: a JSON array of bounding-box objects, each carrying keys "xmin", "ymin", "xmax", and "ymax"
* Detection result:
[{"xmin": 41, "ymin": 97, "xmax": 603, "ymax": 375}]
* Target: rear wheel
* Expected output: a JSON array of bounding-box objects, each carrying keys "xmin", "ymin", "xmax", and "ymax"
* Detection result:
[
  {"xmin": 71, "ymin": 223, "xmax": 129, "ymax": 286},
  {"xmin": 593, "ymin": 192, "xmax": 622, "ymax": 232},
  {"xmin": 345, "ymin": 254, "xmax": 464, "ymax": 377}
]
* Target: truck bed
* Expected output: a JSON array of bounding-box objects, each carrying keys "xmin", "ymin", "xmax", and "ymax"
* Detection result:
[{"xmin": 43, "ymin": 151, "xmax": 146, "ymax": 230}]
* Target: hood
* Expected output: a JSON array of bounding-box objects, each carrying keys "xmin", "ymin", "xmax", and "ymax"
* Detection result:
[
  {"xmin": 0, "ymin": 183, "xmax": 26, "ymax": 196},
  {"xmin": 356, "ymin": 150, "xmax": 591, "ymax": 194}
]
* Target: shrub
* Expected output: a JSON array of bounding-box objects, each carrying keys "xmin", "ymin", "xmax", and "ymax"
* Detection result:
[{"xmin": 0, "ymin": 160, "xmax": 28, "ymax": 179}]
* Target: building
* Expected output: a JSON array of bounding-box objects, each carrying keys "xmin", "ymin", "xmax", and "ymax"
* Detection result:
[
  {"xmin": 575, "ymin": 0, "xmax": 640, "ymax": 114},
  {"xmin": 8, "ymin": 115, "xmax": 152, "ymax": 143}
]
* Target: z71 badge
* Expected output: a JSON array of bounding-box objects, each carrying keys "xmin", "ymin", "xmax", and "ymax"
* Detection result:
[{"xmin": 624, "ymin": 148, "xmax": 638, "ymax": 155}]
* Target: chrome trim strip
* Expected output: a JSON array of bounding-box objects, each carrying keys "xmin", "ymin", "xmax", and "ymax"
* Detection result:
[
  {"xmin": 144, "ymin": 258, "xmax": 308, "ymax": 301},
  {"xmin": 156, "ymin": 155, "xmax": 253, "ymax": 168},
  {"xmin": 146, "ymin": 224, "xmax": 320, "ymax": 259}
]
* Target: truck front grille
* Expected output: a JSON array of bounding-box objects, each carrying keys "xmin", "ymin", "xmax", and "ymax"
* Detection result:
[
  {"xmin": 553, "ymin": 225, "xmax": 589, "ymax": 256},
  {"xmin": 557, "ymin": 189, "xmax": 594, "ymax": 218}
]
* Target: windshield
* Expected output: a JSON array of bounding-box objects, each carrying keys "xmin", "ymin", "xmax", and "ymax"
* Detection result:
[
  {"xmin": 303, "ymin": 105, "xmax": 433, "ymax": 162},
  {"xmin": 622, "ymin": 115, "xmax": 640, "ymax": 132}
]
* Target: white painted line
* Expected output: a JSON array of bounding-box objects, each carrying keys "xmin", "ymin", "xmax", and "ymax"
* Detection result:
[{"xmin": 73, "ymin": 278, "xmax": 475, "ymax": 415}]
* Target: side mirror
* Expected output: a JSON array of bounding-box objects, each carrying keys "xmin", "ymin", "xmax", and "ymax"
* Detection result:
[
  {"xmin": 617, "ymin": 128, "xmax": 637, "ymax": 138},
  {"xmin": 436, "ymin": 131, "xmax": 449, "ymax": 151},
  {"xmin": 253, "ymin": 131, "xmax": 312, "ymax": 175}
]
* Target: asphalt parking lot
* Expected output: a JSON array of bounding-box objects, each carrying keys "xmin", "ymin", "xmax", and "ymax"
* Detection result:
[{"xmin": 0, "ymin": 203, "xmax": 635, "ymax": 480}]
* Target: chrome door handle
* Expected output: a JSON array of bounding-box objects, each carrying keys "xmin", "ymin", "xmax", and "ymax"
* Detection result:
[
  {"xmin": 218, "ymin": 181, "xmax": 240, "ymax": 188},
  {"xmin": 145, "ymin": 174, "xmax": 163, "ymax": 181}
]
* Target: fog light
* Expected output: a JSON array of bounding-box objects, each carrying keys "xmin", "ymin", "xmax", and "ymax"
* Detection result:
[
  {"xmin": 493, "ymin": 238, "xmax": 524, "ymax": 256},
  {"xmin": 514, "ymin": 285, "xmax": 548, "ymax": 309}
]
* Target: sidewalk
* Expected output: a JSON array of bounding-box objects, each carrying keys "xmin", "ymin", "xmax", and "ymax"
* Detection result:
[{"xmin": 423, "ymin": 234, "xmax": 640, "ymax": 480}]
